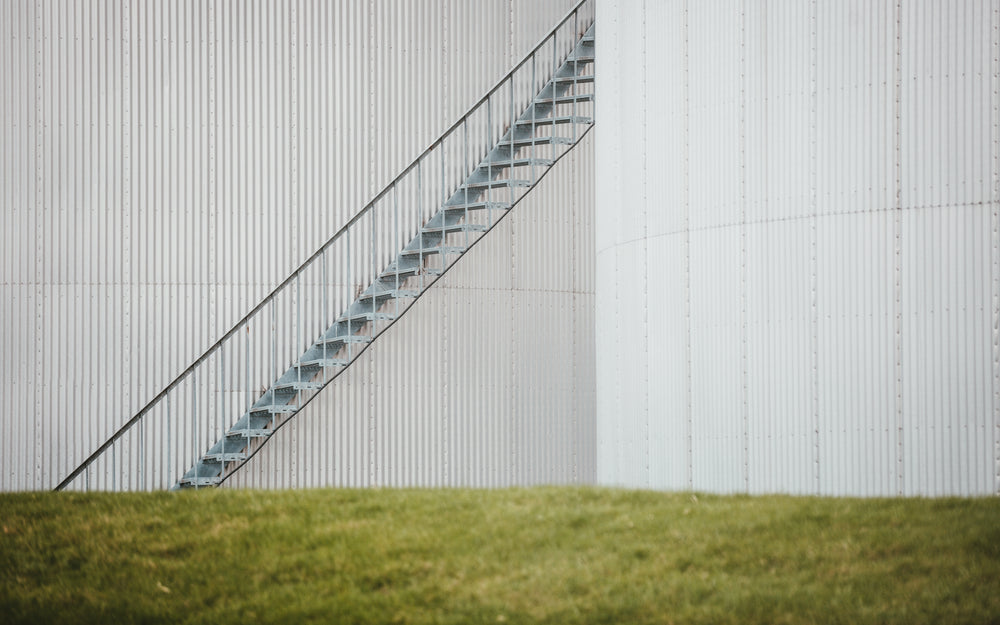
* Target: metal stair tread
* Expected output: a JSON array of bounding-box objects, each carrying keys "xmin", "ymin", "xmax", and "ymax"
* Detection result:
[
  {"xmin": 552, "ymin": 74, "xmax": 594, "ymax": 84},
  {"xmin": 315, "ymin": 334, "xmax": 372, "ymax": 346},
  {"xmin": 360, "ymin": 286, "xmax": 420, "ymax": 300},
  {"xmin": 178, "ymin": 476, "xmax": 221, "ymax": 487},
  {"xmin": 400, "ymin": 245, "xmax": 467, "ymax": 257},
  {"xmin": 480, "ymin": 157, "xmax": 553, "ymax": 168},
  {"xmin": 249, "ymin": 403, "xmax": 298, "ymax": 415},
  {"xmin": 441, "ymin": 200, "xmax": 510, "ymax": 212},
  {"xmin": 226, "ymin": 427, "xmax": 273, "ymax": 439},
  {"xmin": 515, "ymin": 115, "xmax": 592, "ymax": 127},
  {"xmin": 203, "ymin": 451, "xmax": 248, "ymax": 463},
  {"xmin": 534, "ymin": 93, "xmax": 595, "ymax": 105},
  {"xmin": 298, "ymin": 356, "xmax": 350, "ymax": 367},
  {"xmin": 272, "ymin": 380, "xmax": 323, "ymax": 391},
  {"xmin": 377, "ymin": 264, "xmax": 421, "ymax": 278},
  {"xmin": 421, "ymin": 224, "xmax": 489, "ymax": 235},
  {"xmin": 338, "ymin": 311, "xmax": 395, "ymax": 323},
  {"xmin": 460, "ymin": 178, "xmax": 532, "ymax": 190},
  {"xmin": 504, "ymin": 136, "xmax": 575, "ymax": 148}
]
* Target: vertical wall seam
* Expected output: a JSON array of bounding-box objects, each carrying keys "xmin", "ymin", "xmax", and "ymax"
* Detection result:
[
  {"xmin": 442, "ymin": 270, "xmax": 449, "ymax": 484},
  {"xmin": 740, "ymin": 0, "xmax": 749, "ymax": 494},
  {"xmin": 370, "ymin": 350, "xmax": 377, "ymax": 486},
  {"xmin": 641, "ymin": 0, "xmax": 649, "ymax": 487},
  {"xmin": 571, "ymin": 142, "xmax": 578, "ymax": 483},
  {"xmin": 122, "ymin": 0, "xmax": 132, "ymax": 485},
  {"xmin": 893, "ymin": 0, "xmax": 904, "ymax": 496},
  {"xmin": 207, "ymin": 0, "xmax": 217, "ymax": 470},
  {"xmin": 443, "ymin": 0, "xmax": 449, "ymax": 125},
  {"xmin": 291, "ymin": 0, "xmax": 300, "ymax": 488},
  {"xmin": 33, "ymin": 0, "xmax": 42, "ymax": 489},
  {"xmin": 613, "ymin": 0, "xmax": 621, "ymax": 485},
  {"xmin": 368, "ymin": 0, "xmax": 375, "ymax": 200},
  {"xmin": 810, "ymin": 0, "xmax": 820, "ymax": 494},
  {"xmin": 367, "ymin": 0, "xmax": 376, "ymax": 487},
  {"xmin": 509, "ymin": 32, "xmax": 517, "ymax": 484},
  {"xmin": 683, "ymin": 0, "xmax": 692, "ymax": 491},
  {"xmin": 992, "ymin": 0, "xmax": 1000, "ymax": 496},
  {"xmin": 508, "ymin": 0, "xmax": 514, "ymax": 70}
]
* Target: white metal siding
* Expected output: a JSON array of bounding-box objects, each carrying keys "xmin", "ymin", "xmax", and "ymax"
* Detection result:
[
  {"xmin": 596, "ymin": 0, "xmax": 1000, "ymax": 496},
  {"xmin": 0, "ymin": 0, "xmax": 581, "ymax": 491},
  {"xmin": 226, "ymin": 132, "xmax": 597, "ymax": 489}
]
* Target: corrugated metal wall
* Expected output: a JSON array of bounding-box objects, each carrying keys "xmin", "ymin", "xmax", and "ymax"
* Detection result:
[
  {"xmin": 226, "ymin": 132, "xmax": 596, "ymax": 489},
  {"xmin": 0, "ymin": 0, "xmax": 582, "ymax": 492},
  {"xmin": 596, "ymin": 0, "xmax": 1000, "ymax": 496}
]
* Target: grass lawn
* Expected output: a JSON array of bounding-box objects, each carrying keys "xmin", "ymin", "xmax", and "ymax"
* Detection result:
[{"xmin": 1, "ymin": 487, "xmax": 998, "ymax": 624}]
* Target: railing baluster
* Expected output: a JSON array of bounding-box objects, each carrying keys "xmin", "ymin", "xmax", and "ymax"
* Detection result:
[
  {"xmin": 463, "ymin": 119, "xmax": 469, "ymax": 250},
  {"xmin": 573, "ymin": 10, "xmax": 578, "ymax": 143},
  {"xmin": 322, "ymin": 250, "xmax": 328, "ymax": 385},
  {"xmin": 166, "ymin": 394, "xmax": 171, "ymax": 488},
  {"xmin": 531, "ymin": 50, "xmax": 537, "ymax": 185},
  {"xmin": 192, "ymin": 371, "xmax": 198, "ymax": 489},
  {"xmin": 418, "ymin": 161, "xmax": 424, "ymax": 292},
  {"xmin": 393, "ymin": 183, "xmax": 399, "ymax": 319},
  {"xmin": 218, "ymin": 345, "xmax": 225, "ymax": 481},
  {"xmin": 370, "ymin": 207, "xmax": 376, "ymax": 336},
  {"xmin": 347, "ymin": 224, "xmax": 352, "ymax": 361},
  {"xmin": 509, "ymin": 75, "xmax": 514, "ymax": 204},
  {"xmin": 487, "ymin": 95, "xmax": 493, "ymax": 228}
]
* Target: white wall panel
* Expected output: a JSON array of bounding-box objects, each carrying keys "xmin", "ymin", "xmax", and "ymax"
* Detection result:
[
  {"xmin": 0, "ymin": 0, "xmax": 583, "ymax": 491},
  {"xmin": 227, "ymin": 133, "xmax": 596, "ymax": 489},
  {"xmin": 815, "ymin": 210, "xmax": 896, "ymax": 497},
  {"xmin": 597, "ymin": 0, "xmax": 1000, "ymax": 496},
  {"xmin": 645, "ymin": 236, "xmax": 688, "ymax": 491},
  {"xmin": 688, "ymin": 226, "xmax": 745, "ymax": 493}
]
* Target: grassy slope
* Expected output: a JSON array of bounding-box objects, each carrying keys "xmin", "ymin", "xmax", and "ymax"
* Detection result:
[{"xmin": 1, "ymin": 487, "xmax": 998, "ymax": 624}]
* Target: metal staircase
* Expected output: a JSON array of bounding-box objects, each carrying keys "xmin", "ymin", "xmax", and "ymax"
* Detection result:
[{"xmin": 56, "ymin": 5, "xmax": 595, "ymax": 492}]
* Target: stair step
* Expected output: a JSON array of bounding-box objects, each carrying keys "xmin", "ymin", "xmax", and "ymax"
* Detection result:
[
  {"xmin": 580, "ymin": 35, "xmax": 595, "ymax": 45},
  {"xmin": 502, "ymin": 136, "xmax": 575, "ymax": 149},
  {"xmin": 460, "ymin": 178, "xmax": 531, "ymax": 190},
  {"xmin": 226, "ymin": 426, "xmax": 272, "ymax": 440},
  {"xmin": 421, "ymin": 223, "xmax": 489, "ymax": 235},
  {"xmin": 178, "ymin": 476, "xmax": 221, "ymax": 488},
  {"xmin": 248, "ymin": 403, "xmax": 298, "ymax": 416},
  {"xmin": 441, "ymin": 200, "xmax": 510, "ymax": 212},
  {"xmin": 297, "ymin": 357, "xmax": 350, "ymax": 368},
  {"xmin": 534, "ymin": 93, "xmax": 595, "ymax": 106},
  {"xmin": 359, "ymin": 286, "xmax": 419, "ymax": 301},
  {"xmin": 203, "ymin": 451, "xmax": 248, "ymax": 463},
  {"xmin": 378, "ymin": 264, "xmax": 421, "ymax": 279},
  {"xmin": 480, "ymin": 157, "xmax": 553, "ymax": 169},
  {"xmin": 400, "ymin": 245, "xmax": 466, "ymax": 258},
  {"xmin": 339, "ymin": 311, "xmax": 395, "ymax": 323},
  {"xmin": 566, "ymin": 54, "xmax": 595, "ymax": 63},
  {"xmin": 552, "ymin": 75, "xmax": 594, "ymax": 85},
  {"xmin": 315, "ymin": 334, "xmax": 372, "ymax": 347},
  {"xmin": 272, "ymin": 380, "xmax": 323, "ymax": 392},
  {"xmin": 515, "ymin": 115, "xmax": 592, "ymax": 127}
]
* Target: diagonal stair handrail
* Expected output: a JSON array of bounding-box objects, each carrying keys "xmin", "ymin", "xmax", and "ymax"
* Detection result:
[{"xmin": 57, "ymin": 0, "xmax": 595, "ymax": 491}]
